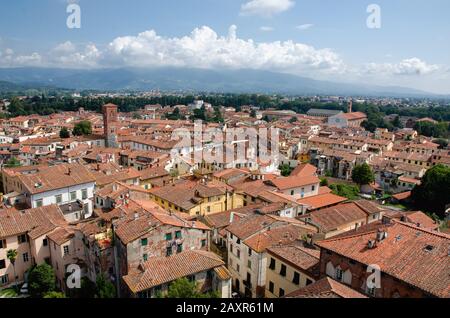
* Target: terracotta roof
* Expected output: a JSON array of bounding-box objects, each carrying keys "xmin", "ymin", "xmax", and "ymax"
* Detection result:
[
  {"xmin": 297, "ymin": 193, "xmax": 347, "ymax": 210},
  {"xmin": 114, "ymin": 201, "xmax": 210, "ymax": 244},
  {"xmin": 392, "ymin": 191, "xmax": 412, "ymax": 201},
  {"xmin": 203, "ymin": 204, "xmax": 264, "ymax": 228},
  {"xmin": 290, "ymin": 164, "xmax": 317, "ymax": 177},
  {"xmin": 285, "ymin": 277, "xmax": 368, "ymax": 298},
  {"xmin": 47, "ymin": 227, "xmax": 74, "ymax": 245},
  {"xmin": 123, "ymin": 250, "xmax": 226, "ymax": 293},
  {"xmin": 149, "ymin": 181, "xmax": 227, "ymax": 211},
  {"xmin": 0, "ymin": 205, "xmax": 66, "ymax": 238},
  {"xmin": 316, "ymin": 220, "xmax": 450, "ymax": 298},
  {"xmin": 139, "ymin": 166, "xmax": 169, "ymax": 180},
  {"xmin": 244, "ymin": 224, "xmax": 316, "ymax": 253},
  {"xmin": 17, "ymin": 163, "xmax": 95, "ymax": 194},
  {"xmin": 266, "ymin": 175, "xmax": 320, "ymax": 191},
  {"xmin": 267, "ymin": 242, "xmax": 320, "ymax": 273},
  {"xmin": 341, "ymin": 112, "xmax": 367, "ymax": 120},
  {"xmin": 299, "ymin": 202, "xmax": 368, "ymax": 232}
]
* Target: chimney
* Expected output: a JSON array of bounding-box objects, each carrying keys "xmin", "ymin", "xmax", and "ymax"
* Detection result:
[
  {"xmin": 367, "ymin": 240, "xmax": 376, "ymax": 249},
  {"xmin": 67, "ymin": 168, "xmax": 72, "ymax": 175},
  {"xmin": 376, "ymin": 229, "xmax": 387, "ymax": 242},
  {"xmin": 134, "ymin": 212, "xmax": 139, "ymax": 220},
  {"xmin": 347, "ymin": 100, "xmax": 353, "ymax": 113}
]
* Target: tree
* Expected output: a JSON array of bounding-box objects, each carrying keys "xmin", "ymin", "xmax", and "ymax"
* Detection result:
[
  {"xmin": 212, "ymin": 106, "xmax": 224, "ymax": 123},
  {"xmin": 166, "ymin": 278, "xmax": 219, "ymax": 298},
  {"xmin": 289, "ymin": 117, "xmax": 298, "ymax": 123},
  {"xmin": 43, "ymin": 291, "xmax": 66, "ymax": 298},
  {"xmin": 4, "ymin": 157, "xmax": 21, "ymax": 168},
  {"xmin": 250, "ymin": 109, "xmax": 257, "ymax": 118},
  {"xmin": 411, "ymin": 164, "xmax": 450, "ymax": 218},
  {"xmin": 28, "ymin": 263, "xmax": 56, "ymax": 298},
  {"xmin": 279, "ymin": 164, "xmax": 293, "ymax": 177},
  {"xmin": 6, "ymin": 249, "xmax": 18, "ymax": 290},
  {"xmin": 166, "ymin": 107, "xmax": 181, "ymax": 120},
  {"xmin": 320, "ymin": 178, "xmax": 328, "ymax": 187},
  {"xmin": 95, "ymin": 274, "xmax": 116, "ymax": 298},
  {"xmin": 391, "ymin": 116, "xmax": 403, "ymax": 129},
  {"xmin": 329, "ymin": 184, "xmax": 360, "ymax": 200},
  {"xmin": 72, "ymin": 120, "xmax": 92, "ymax": 136},
  {"xmin": 351, "ymin": 163, "xmax": 375, "ymax": 186},
  {"xmin": 59, "ymin": 127, "xmax": 70, "ymax": 138},
  {"xmin": 433, "ymin": 138, "xmax": 448, "ymax": 149},
  {"xmin": 132, "ymin": 113, "xmax": 142, "ymax": 120}
]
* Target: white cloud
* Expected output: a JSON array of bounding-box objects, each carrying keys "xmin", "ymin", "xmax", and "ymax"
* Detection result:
[
  {"xmin": 296, "ymin": 24, "xmax": 314, "ymax": 30},
  {"xmin": 240, "ymin": 0, "xmax": 295, "ymax": 17},
  {"xmin": 365, "ymin": 58, "xmax": 439, "ymax": 76},
  {"xmin": 260, "ymin": 26, "xmax": 274, "ymax": 32},
  {"xmin": 0, "ymin": 48, "xmax": 42, "ymax": 67},
  {"xmin": 102, "ymin": 25, "xmax": 344, "ymax": 74}
]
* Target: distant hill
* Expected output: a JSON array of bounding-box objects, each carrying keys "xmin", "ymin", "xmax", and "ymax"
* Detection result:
[{"xmin": 0, "ymin": 67, "xmax": 440, "ymax": 97}]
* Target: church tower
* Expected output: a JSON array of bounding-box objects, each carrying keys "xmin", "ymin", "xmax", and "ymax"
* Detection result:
[{"xmin": 103, "ymin": 103, "xmax": 119, "ymax": 148}]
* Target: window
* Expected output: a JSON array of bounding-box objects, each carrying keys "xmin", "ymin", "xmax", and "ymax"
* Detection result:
[
  {"xmin": 247, "ymin": 260, "xmax": 252, "ymax": 269},
  {"xmin": 36, "ymin": 199, "xmax": 43, "ymax": 207},
  {"xmin": 0, "ymin": 239, "xmax": 6, "ymax": 249},
  {"xmin": 143, "ymin": 254, "xmax": 148, "ymax": 261},
  {"xmin": 23, "ymin": 253, "xmax": 29, "ymax": 263},
  {"xmin": 0, "ymin": 274, "xmax": 8, "ymax": 285},
  {"xmin": 279, "ymin": 288, "xmax": 285, "ymax": 297},
  {"xmin": 0, "ymin": 259, "xmax": 5, "ymax": 269},
  {"xmin": 280, "ymin": 264, "xmax": 286, "ymax": 277},
  {"xmin": 312, "ymin": 185, "xmax": 315, "ymax": 191},
  {"xmin": 201, "ymin": 239, "xmax": 207, "ymax": 247},
  {"xmin": 141, "ymin": 238, "xmax": 148, "ymax": 246},
  {"xmin": 165, "ymin": 233, "xmax": 173, "ymax": 241},
  {"xmin": 236, "ymin": 249, "xmax": 240, "ymax": 259},
  {"xmin": 367, "ymin": 286, "xmax": 376, "ymax": 297},
  {"xmin": 336, "ymin": 268, "xmax": 343, "ymax": 281},
  {"xmin": 230, "ymin": 244, "xmax": 233, "ymax": 253},
  {"xmin": 293, "ymin": 272, "xmax": 300, "ymax": 285},
  {"xmin": 55, "ymin": 194, "xmax": 62, "ymax": 204},
  {"xmin": 236, "ymin": 238, "xmax": 241, "ymax": 244},
  {"xmin": 43, "ymin": 239, "xmax": 48, "ymax": 247},
  {"xmin": 269, "ymin": 258, "xmax": 276, "ymax": 270},
  {"xmin": 70, "ymin": 191, "xmax": 76, "ymax": 201},
  {"xmin": 175, "ymin": 231, "xmax": 182, "ymax": 239},
  {"xmin": 268, "ymin": 281, "xmax": 274, "ymax": 293},
  {"xmin": 176, "ymin": 244, "xmax": 183, "ymax": 253},
  {"xmin": 248, "ymin": 248, "xmax": 252, "ymax": 257},
  {"xmin": 236, "ymin": 264, "xmax": 240, "ymax": 272},
  {"xmin": 82, "ymin": 189, "xmax": 88, "ymax": 200},
  {"xmin": 306, "ymin": 279, "xmax": 313, "ymax": 286},
  {"xmin": 18, "ymin": 234, "xmax": 27, "ymax": 244},
  {"xmin": 166, "ymin": 247, "xmax": 172, "ymax": 257},
  {"xmin": 63, "ymin": 245, "xmax": 69, "ymax": 256},
  {"xmin": 290, "ymin": 190, "xmax": 294, "ymax": 195}
]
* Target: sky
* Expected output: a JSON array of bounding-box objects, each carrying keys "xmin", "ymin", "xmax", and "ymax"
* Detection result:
[{"xmin": 0, "ymin": 0, "xmax": 449, "ymax": 94}]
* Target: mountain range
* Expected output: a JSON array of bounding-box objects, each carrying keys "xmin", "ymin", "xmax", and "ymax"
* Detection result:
[{"xmin": 0, "ymin": 67, "xmax": 442, "ymax": 97}]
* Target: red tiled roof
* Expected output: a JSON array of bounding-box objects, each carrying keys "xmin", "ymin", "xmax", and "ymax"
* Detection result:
[
  {"xmin": 123, "ymin": 250, "xmax": 226, "ymax": 293},
  {"xmin": 267, "ymin": 175, "xmax": 320, "ymax": 191},
  {"xmin": 316, "ymin": 220, "xmax": 450, "ymax": 298},
  {"xmin": 285, "ymin": 277, "xmax": 367, "ymax": 298},
  {"xmin": 297, "ymin": 193, "xmax": 347, "ymax": 210}
]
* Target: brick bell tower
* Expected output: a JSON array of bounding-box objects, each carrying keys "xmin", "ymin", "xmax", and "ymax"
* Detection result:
[{"xmin": 102, "ymin": 103, "xmax": 119, "ymax": 148}]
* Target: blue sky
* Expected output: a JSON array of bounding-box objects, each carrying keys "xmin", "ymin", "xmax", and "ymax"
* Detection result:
[{"xmin": 0, "ymin": 0, "xmax": 449, "ymax": 93}]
